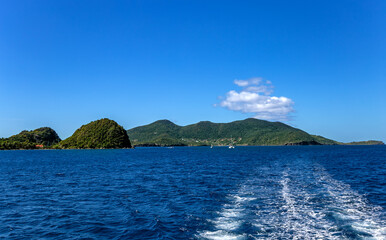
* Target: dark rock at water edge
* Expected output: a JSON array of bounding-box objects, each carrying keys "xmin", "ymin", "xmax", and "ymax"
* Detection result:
[{"xmin": 284, "ymin": 140, "xmax": 322, "ymax": 146}]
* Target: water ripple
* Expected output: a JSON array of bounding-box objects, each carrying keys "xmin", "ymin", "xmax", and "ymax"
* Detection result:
[{"xmin": 0, "ymin": 146, "xmax": 384, "ymax": 239}]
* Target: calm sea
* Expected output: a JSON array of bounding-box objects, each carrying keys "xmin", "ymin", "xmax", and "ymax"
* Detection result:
[{"xmin": 0, "ymin": 146, "xmax": 385, "ymax": 239}]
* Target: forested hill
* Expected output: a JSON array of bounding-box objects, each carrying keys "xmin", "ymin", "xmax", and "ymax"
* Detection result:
[
  {"xmin": 127, "ymin": 118, "xmax": 331, "ymax": 146},
  {"xmin": 58, "ymin": 118, "xmax": 132, "ymax": 149},
  {"xmin": 0, "ymin": 127, "xmax": 61, "ymax": 150},
  {"xmin": 1, "ymin": 118, "xmax": 383, "ymax": 150}
]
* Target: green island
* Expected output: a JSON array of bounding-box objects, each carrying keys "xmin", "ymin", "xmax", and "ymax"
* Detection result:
[
  {"xmin": 0, "ymin": 118, "xmax": 384, "ymax": 150},
  {"xmin": 343, "ymin": 140, "xmax": 385, "ymax": 145},
  {"xmin": 57, "ymin": 118, "xmax": 132, "ymax": 149},
  {"xmin": 0, "ymin": 127, "xmax": 61, "ymax": 150},
  {"xmin": 127, "ymin": 118, "xmax": 384, "ymax": 147}
]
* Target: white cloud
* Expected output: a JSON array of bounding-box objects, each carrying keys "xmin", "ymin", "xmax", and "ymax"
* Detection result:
[
  {"xmin": 234, "ymin": 77, "xmax": 262, "ymax": 87},
  {"xmin": 218, "ymin": 78, "xmax": 294, "ymax": 121},
  {"xmin": 234, "ymin": 79, "xmax": 250, "ymax": 87},
  {"xmin": 234, "ymin": 77, "xmax": 273, "ymax": 95}
]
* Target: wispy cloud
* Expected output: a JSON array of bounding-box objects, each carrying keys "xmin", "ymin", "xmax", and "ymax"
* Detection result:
[{"xmin": 218, "ymin": 78, "xmax": 294, "ymax": 121}]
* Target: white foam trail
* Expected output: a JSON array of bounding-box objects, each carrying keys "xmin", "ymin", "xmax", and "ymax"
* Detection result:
[
  {"xmin": 199, "ymin": 161, "xmax": 385, "ymax": 239},
  {"xmin": 280, "ymin": 171, "xmax": 298, "ymax": 217},
  {"xmin": 233, "ymin": 195, "xmax": 257, "ymax": 203},
  {"xmin": 213, "ymin": 218, "xmax": 242, "ymax": 231},
  {"xmin": 220, "ymin": 207, "xmax": 243, "ymax": 218},
  {"xmin": 199, "ymin": 185, "xmax": 256, "ymax": 239},
  {"xmin": 314, "ymin": 165, "xmax": 386, "ymax": 239},
  {"xmin": 199, "ymin": 230, "xmax": 246, "ymax": 240},
  {"xmin": 252, "ymin": 168, "xmax": 339, "ymax": 239}
]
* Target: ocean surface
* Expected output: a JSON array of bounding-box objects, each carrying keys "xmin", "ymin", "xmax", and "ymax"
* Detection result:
[{"xmin": 0, "ymin": 146, "xmax": 385, "ymax": 239}]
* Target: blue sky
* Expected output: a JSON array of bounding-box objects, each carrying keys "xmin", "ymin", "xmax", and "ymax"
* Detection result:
[{"xmin": 0, "ymin": 0, "xmax": 385, "ymax": 142}]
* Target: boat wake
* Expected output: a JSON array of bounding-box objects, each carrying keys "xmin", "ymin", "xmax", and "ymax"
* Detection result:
[
  {"xmin": 199, "ymin": 162, "xmax": 385, "ymax": 239},
  {"xmin": 314, "ymin": 165, "xmax": 386, "ymax": 239},
  {"xmin": 198, "ymin": 182, "xmax": 257, "ymax": 239}
]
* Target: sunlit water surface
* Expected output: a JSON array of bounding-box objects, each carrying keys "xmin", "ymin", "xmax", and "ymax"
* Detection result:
[{"xmin": 0, "ymin": 146, "xmax": 385, "ymax": 239}]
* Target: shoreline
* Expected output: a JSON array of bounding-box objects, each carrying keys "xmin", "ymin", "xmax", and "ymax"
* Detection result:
[{"xmin": 1, "ymin": 144, "xmax": 384, "ymax": 151}]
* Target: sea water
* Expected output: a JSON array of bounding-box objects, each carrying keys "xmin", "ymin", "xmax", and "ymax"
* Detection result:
[{"xmin": 0, "ymin": 146, "xmax": 385, "ymax": 239}]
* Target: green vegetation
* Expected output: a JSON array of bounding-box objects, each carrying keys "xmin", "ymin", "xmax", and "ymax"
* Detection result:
[
  {"xmin": 127, "ymin": 118, "xmax": 333, "ymax": 146},
  {"xmin": 310, "ymin": 136, "xmax": 385, "ymax": 145},
  {"xmin": 311, "ymin": 135, "xmax": 339, "ymax": 145},
  {"xmin": 58, "ymin": 118, "xmax": 132, "ymax": 149},
  {"xmin": 0, "ymin": 127, "xmax": 61, "ymax": 150},
  {"xmin": 344, "ymin": 140, "xmax": 385, "ymax": 145},
  {"xmin": 1, "ymin": 118, "xmax": 384, "ymax": 150},
  {"xmin": 0, "ymin": 140, "xmax": 37, "ymax": 150}
]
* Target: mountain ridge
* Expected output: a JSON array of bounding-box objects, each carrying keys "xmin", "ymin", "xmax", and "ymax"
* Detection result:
[{"xmin": 127, "ymin": 118, "xmax": 344, "ymax": 146}]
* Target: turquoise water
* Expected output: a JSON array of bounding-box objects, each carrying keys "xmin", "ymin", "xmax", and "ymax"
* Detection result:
[{"xmin": 0, "ymin": 146, "xmax": 385, "ymax": 239}]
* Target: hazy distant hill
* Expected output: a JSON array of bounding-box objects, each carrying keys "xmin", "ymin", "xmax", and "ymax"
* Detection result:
[
  {"xmin": 127, "ymin": 118, "xmax": 328, "ymax": 146},
  {"xmin": 59, "ymin": 118, "xmax": 132, "ymax": 149},
  {"xmin": 0, "ymin": 127, "xmax": 61, "ymax": 150},
  {"xmin": 344, "ymin": 140, "xmax": 384, "ymax": 145}
]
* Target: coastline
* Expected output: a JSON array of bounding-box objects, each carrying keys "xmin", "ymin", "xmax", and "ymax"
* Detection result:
[{"xmin": 1, "ymin": 144, "xmax": 384, "ymax": 151}]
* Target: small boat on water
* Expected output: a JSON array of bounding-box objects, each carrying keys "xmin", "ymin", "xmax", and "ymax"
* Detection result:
[{"xmin": 229, "ymin": 136, "xmax": 235, "ymax": 149}]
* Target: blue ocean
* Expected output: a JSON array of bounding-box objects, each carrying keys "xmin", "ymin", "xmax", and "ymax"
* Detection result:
[{"xmin": 0, "ymin": 146, "xmax": 385, "ymax": 239}]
